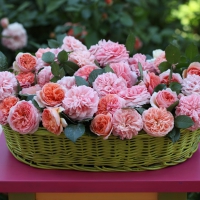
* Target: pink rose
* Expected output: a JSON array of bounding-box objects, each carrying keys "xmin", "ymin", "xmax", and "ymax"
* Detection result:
[
  {"xmin": 110, "ymin": 62, "xmax": 137, "ymax": 87},
  {"xmin": 182, "ymin": 62, "xmax": 200, "ymax": 78},
  {"xmin": 57, "ymin": 76, "xmax": 76, "ymax": 91},
  {"xmin": 8, "ymin": 100, "xmax": 40, "ymax": 134},
  {"xmin": 1, "ymin": 22, "xmax": 27, "ymax": 50},
  {"xmin": 175, "ymin": 94, "xmax": 200, "ymax": 131},
  {"xmin": 150, "ymin": 88, "xmax": 178, "ymax": 108},
  {"xmin": 35, "ymin": 48, "xmax": 51, "ymax": 58},
  {"xmin": 35, "ymin": 58, "xmax": 49, "ymax": 73},
  {"xmin": 37, "ymin": 66, "xmax": 54, "ymax": 87},
  {"xmin": 142, "ymin": 107, "xmax": 174, "ymax": 137},
  {"xmin": 16, "ymin": 72, "xmax": 35, "ymax": 88},
  {"xmin": 20, "ymin": 84, "xmax": 41, "ymax": 95},
  {"xmin": 112, "ymin": 108, "xmax": 143, "ymax": 140},
  {"xmin": 89, "ymin": 40, "xmax": 129, "ymax": 66},
  {"xmin": 62, "ymin": 85, "xmax": 99, "ymax": 121},
  {"xmin": 74, "ymin": 64, "xmax": 99, "ymax": 81},
  {"xmin": 68, "ymin": 50, "xmax": 95, "ymax": 67},
  {"xmin": 154, "ymin": 51, "xmax": 166, "ymax": 73},
  {"xmin": 93, "ymin": 72, "xmax": 127, "ymax": 97},
  {"xmin": 0, "ymin": 71, "xmax": 17, "ymax": 101},
  {"xmin": 0, "ymin": 18, "xmax": 9, "ymax": 28},
  {"xmin": 61, "ymin": 36, "xmax": 87, "ymax": 52}
]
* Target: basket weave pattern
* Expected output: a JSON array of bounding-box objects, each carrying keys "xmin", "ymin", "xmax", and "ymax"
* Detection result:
[{"xmin": 3, "ymin": 125, "xmax": 200, "ymax": 171}]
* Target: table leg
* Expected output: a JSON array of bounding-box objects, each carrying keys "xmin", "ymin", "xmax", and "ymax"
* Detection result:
[
  {"xmin": 8, "ymin": 193, "xmax": 35, "ymax": 200},
  {"xmin": 158, "ymin": 193, "xmax": 187, "ymax": 200}
]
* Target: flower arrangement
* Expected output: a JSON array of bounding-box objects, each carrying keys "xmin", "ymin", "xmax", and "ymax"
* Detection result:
[{"xmin": 0, "ymin": 33, "xmax": 200, "ymax": 144}]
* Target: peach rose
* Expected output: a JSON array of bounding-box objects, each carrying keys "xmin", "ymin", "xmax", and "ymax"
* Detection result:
[
  {"xmin": 42, "ymin": 107, "xmax": 67, "ymax": 135},
  {"xmin": 8, "ymin": 100, "xmax": 40, "ymax": 134},
  {"xmin": 16, "ymin": 72, "xmax": 35, "ymax": 88},
  {"xmin": 0, "ymin": 96, "xmax": 19, "ymax": 125},
  {"xmin": 90, "ymin": 113, "xmax": 112, "ymax": 139},
  {"xmin": 182, "ymin": 62, "xmax": 200, "ymax": 78},
  {"xmin": 34, "ymin": 83, "xmax": 66, "ymax": 108},
  {"xmin": 20, "ymin": 84, "xmax": 41, "ymax": 95},
  {"xmin": 13, "ymin": 53, "xmax": 37, "ymax": 72},
  {"xmin": 150, "ymin": 88, "xmax": 178, "ymax": 108},
  {"xmin": 142, "ymin": 107, "xmax": 174, "ymax": 137}
]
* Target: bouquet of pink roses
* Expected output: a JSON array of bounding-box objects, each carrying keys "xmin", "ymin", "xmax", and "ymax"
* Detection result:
[{"xmin": 0, "ymin": 33, "xmax": 199, "ymax": 143}]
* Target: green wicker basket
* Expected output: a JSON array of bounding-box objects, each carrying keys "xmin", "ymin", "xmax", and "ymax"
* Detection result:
[{"xmin": 3, "ymin": 125, "xmax": 200, "ymax": 171}]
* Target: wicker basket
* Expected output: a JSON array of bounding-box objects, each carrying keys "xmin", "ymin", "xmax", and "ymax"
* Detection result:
[{"xmin": 3, "ymin": 125, "xmax": 200, "ymax": 171}]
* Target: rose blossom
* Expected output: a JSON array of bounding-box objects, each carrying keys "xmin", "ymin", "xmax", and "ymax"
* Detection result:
[
  {"xmin": 90, "ymin": 113, "xmax": 113, "ymax": 139},
  {"xmin": 159, "ymin": 69, "xmax": 183, "ymax": 85},
  {"xmin": 143, "ymin": 71, "xmax": 161, "ymax": 94},
  {"xmin": 57, "ymin": 76, "xmax": 76, "ymax": 91},
  {"xmin": 68, "ymin": 50, "xmax": 95, "ymax": 67},
  {"xmin": 20, "ymin": 84, "xmax": 41, "ymax": 95},
  {"xmin": 150, "ymin": 88, "xmax": 178, "ymax": 108},
  {"xmin": 16, "ymin": 72, "xmax": 35, "ymax": 88},
  {"xmin": 142, "ymin": 107, "xmax": 174, "ymax": 137},
  {"xmin": 93, "ymin": 72, "xmax": 127, "ymax": 97},
  {"xmin": 118, "ymin": 84, "xmax": 151, "ymax": 107},
  {"xmin": 42, "ymin": 107, "xmax": 67, "ymax": 135},
  {"xmin": 0, "ymin": 96, "xmax": 19, "ymax": 125},
  {"xmin": 37, "ymin": 66, "xmax": 54, "ymax": 87},
  {"xmin": 35, "ymin": 58, "xmax": 49, "ymax": 72},
  {"xmin": 97, "ymin": 94, "xmax": 125, "ymax": 115},
  {"xmin": 35, "ymin": 48, "xmax": 51, "ymax": 58},
  {"xmin": 61, "ymin": 36, "xmax": 87, "ymax": 52},
  {"xmin": 154, "ymin": 51, "xmax": 167, "ymax": 73},
  {"xmin": 89, "ymin": 40, "xmax": 129, "ymax": 66},
  {"xmin": 175, "ymin": 94, "xmax": 200, "ymax": 131},
  {"xmin": 182, "ymin": 74, "xmax": 200, "ymax": 96},
  {"xmin": 182, "ymin": 62, "xmax": 200, "ymax": 78},
  {"xmin": 74, "ymin": 64, "xmax": 99, "ymax": 80},
  {"xmin": 110, "ymin": 62, "xmax": 137, "ymax": 87},
  {"xmin": 62, "ymin": 85, "xmax": 99, "ymax": 121},
  {"xmin": 112, "ymin": 108, "xmax": 143, "ymax": 140},
  {"xmin": 34, "ymin": 83, "xmax": 66, "ymax": 108},
  {"xmin": 0, "ymin": 71, "xmax": 17, "ymax": 101},
  {"xmin": 8, "ymin": 100, "xmax": 40, "ymax": 134},
  {"xmin": 0, "ymin": 18, "xmax": 9, "ymax": 28},
  {"xmin": 13, "ymin": 53, "xmax": 37, "ymax": 72}
]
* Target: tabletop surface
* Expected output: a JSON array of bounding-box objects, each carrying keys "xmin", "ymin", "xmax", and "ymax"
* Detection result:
[{"xmin": 0, "ymin": 133, "xmax": 200, "ymax": 193}]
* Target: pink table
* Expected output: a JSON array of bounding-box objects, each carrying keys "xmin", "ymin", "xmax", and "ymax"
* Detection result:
[{"xmin": 0, "ymin": 133, "xmax": 200, "ymax": 194}]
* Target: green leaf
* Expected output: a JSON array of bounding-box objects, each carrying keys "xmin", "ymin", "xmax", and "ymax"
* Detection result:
[
  {"xmin": 0, "ymin": 51, "xmax": 8, "ymax": 71},
  {"xmin": 36, "ymin": 0, "xmax": 43, "ymax": 10},
  {"xmin": 81, "ymin": 8, "xmax": 91, "ymax": 19},
  {"xmin": 138, "ymin": 62, "xmax": 143, "ymax": 79},
  {"xmin": 32, "ymin": 99, "xmax": 43, "ymax": 112},
  {"xmin": 50, "ymin": 76, "xmax": 60, "ymax": 83},
  {"xmin": 59, "ymin": 68, "xmax": 65, "ymax": 78},
  {"xmin": 56, "ymin": 34, "xmax": 66, "ymax": 44},
  {"xmin": 167, "ymin": 100, "xmax": 179, "ymax": 112},
  {"xmin": 180, "ymin": 56, "xmax": 188, "ymax": 63},
  {"xmin": 88, "ymin": 69, "xmax": 104, "ymax": 84},
  {"xmin": 154, "ymin": 84, "xmax": 167, "ymax": 92},
  {"xmin": 192, "ymin": 55, "xmax": 200, "ymax": 62},
  {"xmin": 62, "ymin": 61, "xmax": 79, "ymax": 76},
  {"xmin": 46, "ymin": 0, "xmax": 66, "ymax": 13},
  {"xmin": 169, "ymin": 82, "xmax": 182, "ymax": 94},
  {"xmin": 51, "ymin": 62, "xmax": 60, "ymax": 76},
  {"xmin": 167, "ymin": 127, "xmax": 180, "ymax": 143},
  {"xmin": 158, "ymin": 61, "xmax": 171, "ymax": 73},
  {"xmin": 75, "ymin": 76, "xmax": 89, "ymax": 86},
  {"xmin": 27, "ymin": 95, "xmax": 35, "ymax": 101},
  {"xmin": 103, "ymin": 65, "xmax": 114, "ymax": 73},
  {"xmin": 120, "ymin": 12, "xmax": 134, "ymax": 27},
  {"xmin": 175, "ymin": 115, "xmax": 194, "ymax": 129},
  {"xmin": 42, "ymin": 52, "xmax": 55, "ymax": 63},
  {"xmin": 57, "ymin": 50, "xmax": 68, "ymax": 63},
  {"xmin": 64, "ymin": 123, "xmax": 85, "ymax": 143},
  {"xmin": 135, "ymin": 107, "xmax": 146, "ymax": 115},
  {"xmin": 16, "ymin": 80, "xmax": 22, "ymax": 94},
  {"xmin": 48, "ymin": 39, "xmax": 60, "ymax": 48},
  {"xmin": 125, "ymin": 32, "xmax": 135, "ymax": 55},
  {"xmin": 185, "ymin": 43, "xmax": 199, "ymax": 61},
  {"xmin": 165, "ymin": 44, "xmax": 181, "ymax": 64}
]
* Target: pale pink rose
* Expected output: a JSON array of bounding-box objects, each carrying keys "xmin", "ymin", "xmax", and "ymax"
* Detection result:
[
  {"xmin": 154, "ymin": 51, "xmax": 166, "ymax": 73},
  {"xmin": 97, "ymin": 94, "xmax": 125, "ymax": 115},
  {"xmin": 175, "ymin": 94, "xmax": 200, "ymax": 131},
  {"xmin": 37, "ymin": 66, "xmax": 54, "ymax": 87},
  {"xmin": 62, "ymin": 85, "xmax": 99, "ymax": 121},
  {"xmin": 57, "ymin": 76, "xmax": 76, "ymax": 91},
  {"xmin": 35, "ymin": 58, "xmax": 49, "ymax": 73},
  {"xmin": 68, "ymin": 50, "xmax": 95, "ymax": 67},
  {"xmin": 20, "ymin": 84, "xmax": 41, "ymax": 95},
  {"xmin": 42, "ymin": 107, "xmax": 67, "ymax": 135},
  {"xmin": 1, "ymin": 22, "xmax": 27, "ymax": 50},
  {"xmin": 35, "ymin": 48, "xmax": 51, "ymax": 58},
  {"xmin": 143, "ymin": 71, "xmax": 161, "ymax": 94},
  {"xmin": 159, "ymin": 69, "xmax": 183, "ymax": 86},
  {"xmin": 89, "ymin": 40, "xmax": 129, "ymax": 66},
  {"xmin": 182, "ymin": 62, "xmax": 200, "ymax": 78},
  {"xmin": 118, "ymin": 84, "xmax": 151, "ymax": 107},
  {"xmin": 8, "ymin": 100, "xmax": 40, "ymax": 134},
  {"xmin": 13, "ymin": 53, "xmax": 37, "ymax": 72},
  {"xmin": 61, "ymin": 36, "xmax": 87, "ymax": 52},
  {"xmin": 110, "ymin": 62, "xmax": 137, "ymax": 87},
  {"xmin": 0, "ymin": 18, "xmax": 9, "ymax": 28},
  {"xmin": 93, "ymin": 72, "xmax": 127, "ymax": 98},
  {"xmin": 142, "ymin": 107, "xmax": 174, "ymax": 137},
  {"xmin": 74, "ymin": 64, "xmax": 99, "ymax": 80},
  {"xmin": 112, "ymin": 108, "xmax": 143, "ymax": 140},
  {"xmin": 16, "ymin": 72, "xmax": 35, "ymax": 88},
  {"xmin": 181, "ymin": 74, "xmax": 200, "ymax": 96},
  {"xmin": 150, "ymin": 88, "xmax": 178, "ymax": 108},
  {"xmin": 0, "ymin": 71, "xmax": 17, "ymax": 101}
]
